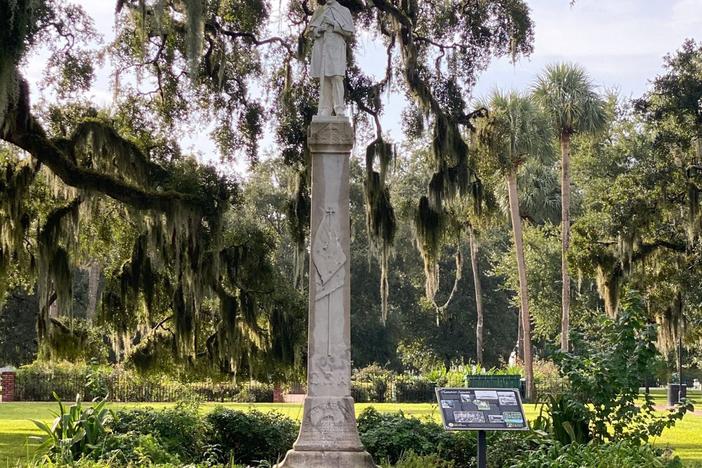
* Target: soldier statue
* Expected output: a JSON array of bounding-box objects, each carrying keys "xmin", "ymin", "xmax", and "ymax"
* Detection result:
[{"xmin": 308, "ymin": 0, "xmax": 355, "ymax": 117}]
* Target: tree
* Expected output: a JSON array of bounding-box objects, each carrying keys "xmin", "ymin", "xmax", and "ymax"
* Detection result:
[
  {"xmin": 0, "ymin": 0, "xmax": 535, "ymax": 373},
  {"xmin": 533, "ymin": 63, "xmax": 607, "ymax": 351},
  {"xmin": 476, "ymin": 90, "xmax": 553, "ymax": 400},
  {"xmin": 569, "ymin": 41, "xmax": 702, "ymax": 378}
]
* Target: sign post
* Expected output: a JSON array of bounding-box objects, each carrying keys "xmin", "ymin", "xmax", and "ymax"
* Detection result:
[{"xmin": 435, "ymin": 387, "xmax": 529, "ymax": 467}]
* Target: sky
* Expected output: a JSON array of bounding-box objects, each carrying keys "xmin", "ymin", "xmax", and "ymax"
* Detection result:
[{"xmin": 23, "ymin": 0, "xmax": 702, "ymax": 174}]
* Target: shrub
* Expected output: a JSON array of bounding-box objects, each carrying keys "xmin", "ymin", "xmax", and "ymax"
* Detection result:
[
  {"xmin": 352, "ymin": 381, "xmax": 371, "ymax": 402},
  {"xmin": 112, "ymin": 402, "xmax": 207, "ymax": 462},
  {"xmin": 234, "ymin": 382, "xmax": 274, "ymax": 402},
  {"xmin": 357, "ymin": 407, "xmax": 543, "ymax": 468},
  {"xmin": 383, "ymin": 451, "xmax": 455, "ymax": 468},
  {"xmin": 393, "ymin": 376, "xmax": 435, "ymax": 403},
  {"xmin": 357, "ymin": 408, "xmax": 455, "ymax": 465},
  {"xmin": 553, "ymin": 291, "xmax": 692, "ymax": 444},
  {"xmin": 353, "ymin": 364, "xmax": 393, "ymax": 402},
  {"xmin": 17, "ymin": 361, "xmax": 112, "ymax": 401},
  {"xmin": 89, "ymin": 432, "xmax": 179, "ymax": 465},
  {"xmin": 205, "ymin": 407, "xmax": 298, "ymax": 465},
  {"xmin": 511, "ymin": 440, "xmax": 683, "ymax": 468}
]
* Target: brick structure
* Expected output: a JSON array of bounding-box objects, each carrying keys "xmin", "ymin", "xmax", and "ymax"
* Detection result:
[
  {"xmin": 1, "ymin": 371, "xmax": 16, "ymax": 402},
  {"xmin": 273, "ymin": 384, "xmax": 284, "ymax": 403}
]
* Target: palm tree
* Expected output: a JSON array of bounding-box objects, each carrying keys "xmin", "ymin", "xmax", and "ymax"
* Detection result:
[
  {"xmin": 468, "ymin": 223, "xmax": 485, "ymax": 364},
  {"xmin": 533, "ymin": 63, "xmax": 607, "ymax": 352},
  {"xmin": 476, "ymin": 90, "xmax": 552, "ymax": 400}
]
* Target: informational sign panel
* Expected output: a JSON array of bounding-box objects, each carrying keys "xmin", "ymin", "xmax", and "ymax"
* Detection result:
[{"xmin": 435, "ymin": 387, "xmax": 529, "ymax": 431}]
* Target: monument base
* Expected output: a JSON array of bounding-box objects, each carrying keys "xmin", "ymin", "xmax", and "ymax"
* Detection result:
[{"xmin": 276, "ymin": 449, "xmax": 377, "ymax": 468}]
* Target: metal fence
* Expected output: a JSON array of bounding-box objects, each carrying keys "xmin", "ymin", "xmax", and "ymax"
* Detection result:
[
  {"xmin": 15, "ymin": 371, "xmax": 678, "ymax": 404},
  {"xmin": 15, "ymin": 373, "xmax": 273, "ymax": 403}
]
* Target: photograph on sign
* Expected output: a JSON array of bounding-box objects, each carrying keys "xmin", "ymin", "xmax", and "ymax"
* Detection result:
[{"xmin": 435, "ymin": 387, "xmax": 529, "ymax": 431}]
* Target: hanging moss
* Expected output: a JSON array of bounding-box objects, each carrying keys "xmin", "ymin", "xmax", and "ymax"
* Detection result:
[
  {"xmin": 286, "ymin": 171, "xmax": 310, "ymax": 290},
  {"xmin": 72, "ymin": 119, "xmax": 155, "ymax": 187},
  {"xmin": 36, "ymin": 198, "xmax": 82, "ymax": 340},
  {"xmin": 414, "ymin": 196, "xmax": 444, "ymax": 300},
  {"xmin": 183, "ymin": 0, "xmax": 206, "ymax": 77},
  {"xmin": 0, "ymin": 0, "xmax": 43, "ymax": 134},
  {"xmin": 364, "ymin": 138, "xmax": 397, "ymax": 323},
  {"xmin": 0, "ymin": 157, "xmax": 36, "ymax": 286}
]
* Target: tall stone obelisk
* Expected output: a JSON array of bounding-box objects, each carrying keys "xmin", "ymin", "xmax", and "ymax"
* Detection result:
[
  {"xmin": 278, "ymin": 4, "xmax": 375, "ymax": 465},
  {"xmin": 277, "ymin": 116, "xmax": 376, "ymax": 468}
]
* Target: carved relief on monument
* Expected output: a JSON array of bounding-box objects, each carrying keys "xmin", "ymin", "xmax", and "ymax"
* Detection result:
[
  {"xmin": 312, "ymin": 202, "xmax": 346, "ymax": 300},
  {"xmin": 304, "ymin": 398, "xmax": 356, "ymax": 448},
  {"xmin": 309, "ymin": 353, "xmax": 350, "ymax": 391}
]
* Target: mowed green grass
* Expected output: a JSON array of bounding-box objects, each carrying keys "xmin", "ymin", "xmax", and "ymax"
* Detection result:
[{"xmin": 0, "ymin": 391, "xmax": 699, "ymax": 466}]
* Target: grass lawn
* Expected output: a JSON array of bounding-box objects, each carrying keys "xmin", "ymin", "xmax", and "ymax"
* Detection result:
[{"xmin": 0, "ymin": 391, "xmax": 699, "ymax": 466}]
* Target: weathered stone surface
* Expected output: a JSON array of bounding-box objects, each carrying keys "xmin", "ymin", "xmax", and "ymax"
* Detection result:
[
  {"xmin": 277, "ymin": 117, "xmax": 375, "ymax": 467},
  {"xmin": 278, "ymin": 449, "xmax": 376, "ymax": 468}
]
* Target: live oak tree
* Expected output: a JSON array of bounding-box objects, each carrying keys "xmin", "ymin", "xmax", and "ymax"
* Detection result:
[
  {"xmin": 1, "ymin": 0, "xmax": 535, "ymax": 371},
  {"xmin": 0, "ymin": 0, "xmax": 304, "ymax": 377},
  {"xmin": 571, "ymin": 40, "xmax": 702, "ymax": 377}
]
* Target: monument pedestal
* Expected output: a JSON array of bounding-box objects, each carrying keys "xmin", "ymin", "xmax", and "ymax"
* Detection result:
[{"xmin": 277, "ymin": 116, "xmax": 375, "ymax": 468}]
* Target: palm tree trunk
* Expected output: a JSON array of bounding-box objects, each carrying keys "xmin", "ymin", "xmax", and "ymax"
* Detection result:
[
  {"xmin": 516, "ymin": 307, "xmax": 524, "ymax": 361},
  {"xmin": 469, "ymin": 226, "xmax": 485, "ymax": 365},
  {"xmin": 506, "ymin": 170, "xmax": 534, "ymax": 401},
  {"xmin": 560, "ymin": 135, "xmax": 571, "ymax": 352}
]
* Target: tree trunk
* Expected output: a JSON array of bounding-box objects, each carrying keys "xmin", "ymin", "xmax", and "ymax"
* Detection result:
[
  {"xmin": 469, "ymin": 226, "xmax": 484, "ymax": 365},
  {"xmin": 516, "ymin": 307, "xmax": 524, "ymax": 361},
  {"xmin": 560, "ymin": 135, "xmax": 571, "ymax": 352},
  {"xmin": 506, "ymin": 170, "xmax": 534, "ymax": 401},
  {"xmin": 677, "ymin": 292, "xmax": 684, "ymax": 389},
  {"xmin": 86, "ymin": 262, "xmax": 101, "ymax": 322}
]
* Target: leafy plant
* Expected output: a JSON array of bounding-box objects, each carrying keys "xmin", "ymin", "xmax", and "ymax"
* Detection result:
[
  {"xmin": 354, "ymin": 364, "xmax": 394, "ymax": 402},
  {"xmin": 205, "ymin": 407, "xmax": 298, "ymax": 465},
  {"xmin": 553, "ymin": 291, "xmax": 693, "ymax": 444},
  {"xmin": 111, "ymin": 401, "xmax": 206, "ymax": 462},
  {"xmin": 382, "ymin": 451, "xmax": 455, "ymax": 468},
  {"xmin": 89, "ymin": 431, "xmax": 179, "ymax": 465},
  {"xmin": 534, "ymin": 393, "xmax": 591, "ymax": 445},
  {"xmin": 511, "ymin": 440, "xmax": 683, "ymax": 468},
  {"xmin": 31, "ymin": 392, "xmax": 113, "ymax": 464}
]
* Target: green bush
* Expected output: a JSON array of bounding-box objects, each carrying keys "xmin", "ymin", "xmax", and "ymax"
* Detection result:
[
  {"xmin": 352, "ymin": 381, "xmax": 371, "ymax": 402},
  {"xmin": 383, "ymin": 451, "xmax": 455, "ymax": 468},
  {"xmin": 89, "ymin": 432, "xmax": 179, "ymax": 465},
  {"xmin": 553, "ymin": 291, "xmax": 692, "ymax": 444},
  {"xmin": 511, "ymin": 440, "xmax": 683, "ymax": 468},
  {"xmin": 357, "ymin": 407, "xmax": 541, "ymax": 468},
  {"xmin": 205, "ymin": 407, "xmax": 298, "ymax": 465},
  {"xmin": 357, "ymin": 408, "xmax": 456, "ymax": 465},
  {"xmin": 393, "ymin": 376, "xmax": 435, "ymax": 403},
  {"xmin": 353, "ymin": 364, "xmax": 393, "ymax": 402},
  {"xmin": 234, "ymin": 382, "xmax": 274, "ymax": 402},
  {"xmin": 111, "ymin": 402, "xmax": 206, "ymax": 462}
]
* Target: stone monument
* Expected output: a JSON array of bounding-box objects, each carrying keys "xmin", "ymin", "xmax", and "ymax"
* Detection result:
[{"xmin": 277, "ymin": 2, "xmax": 376, "ymax": 467}]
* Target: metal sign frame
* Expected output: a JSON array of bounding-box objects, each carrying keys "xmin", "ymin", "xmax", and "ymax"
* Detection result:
[{"xmin": 434, "ymin": 387, "xmax": 529, "ymax": 432}]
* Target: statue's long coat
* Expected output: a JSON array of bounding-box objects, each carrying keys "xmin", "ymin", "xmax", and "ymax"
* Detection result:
[{"xmin": 309, "ymin": 2, "xmax": 354, "ymax": 78}]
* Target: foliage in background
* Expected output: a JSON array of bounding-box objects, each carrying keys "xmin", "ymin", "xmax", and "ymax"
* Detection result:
[
  {"xmin": 511, "ymin": 440, "xmax": 682, "ymax": 468},
  {"xmin": 551, "ymin": 291, "xmax": 692, "ymax": 444}
]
